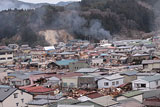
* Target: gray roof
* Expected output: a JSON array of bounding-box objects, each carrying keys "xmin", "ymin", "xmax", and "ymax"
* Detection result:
[
  {"xmin": 27, "ymin": 99, "xmax": 54, "ymax": 105},
  {"xmin": 76, "ymin": 101, "xmax": 103, "ymax": 107},
  {"xmin": 58, "ymin": 99, "xmax": 80, "ymax": 105},
  {"xmin": 91, "ymin": 96, "xmax": 119, "ymax": 106},
  {"xmin": 142, "ymin": 60, "xmax": 160, "ymax": 64},
  {"xmin": 143, "ymin": 90, "xmax": 160, "ymax": 99},
  {"xmin": 142, "ymin": 75, "xmax": 160, "ymax": 82},
  {"xmin": 0, "ymin": 88, "xmax": 17, "ymax": 102},
  {"xmin": 34, "ymin": 95, "xmax": 62, "ymax": 100},
  {"xmin": 120, "ymin": 70, "xmax": 137, "ymax": 76},
  {"xmin": 75, "ymin": 68, "xmax": 99, "ymax": 73}
]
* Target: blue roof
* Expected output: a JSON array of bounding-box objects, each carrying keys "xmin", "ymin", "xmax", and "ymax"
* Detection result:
[{"xmin": 55, "ymin": 59, "xmax": 78, "ymax": 66}]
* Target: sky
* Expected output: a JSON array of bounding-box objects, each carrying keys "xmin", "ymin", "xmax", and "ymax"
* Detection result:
[{"xmin": 18, "ymin": 0, "xmax": 81, "ymax": 4}]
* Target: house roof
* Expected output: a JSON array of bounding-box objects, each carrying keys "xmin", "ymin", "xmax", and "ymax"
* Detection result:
[
  {"xmin": 91, "ymin": 96, "xmax": 118, "ymax": 106},
  {"xmin": 101, "ymin": 74, "xmax": 124, "ymax": 81},
  {"xmin": 120, "ymin": 70, "xmax": 137, "ymax": 76},
  {"xmin": 122, "ymin": 91, "xmax": 143, "ymax": 98},
  {"xmin": 34, "ymin": 95, "xmax": 62, "ymax": 100},
  {"xmin": 44, "ymin": 46, "xmax": 55, "ymax": 51},
  {"xmin": 142, "ymin": 60, "xmax": 160, "ymax": 64},
  {"xmin": 28, "ymin": 99, "xmax": 54, "ymax": 105},
  {"xmin": 76, "ymin": 100, "xmax": 103, "ymax": 107},
  {"xmin": 143, "ymin": 90, "xmax": 160, "ymax": 99},
  {"xmin": 58, "ymin": 99, "xmax": 80, "ymax": 105},
  {"xmin": 21, "ymin": 86, "xmax": 54, "ymax": 93},
  {"xmin": 142, "ymin": 75, "xmax": 160, "ymax": 82},
  {"xmin": 75, "ymin": 68, "xmax": 99, "ymax": 73},
  {"xmin": 0, "ymin": 88, "xmax": 17, "ymax": 102},
  {"xmin": 86, "ymin": 92, "xmax": 103, "ymax": 99},
  {"xmin": 55, "ymin": 59, "xmax": 78, "ymax": 66}
]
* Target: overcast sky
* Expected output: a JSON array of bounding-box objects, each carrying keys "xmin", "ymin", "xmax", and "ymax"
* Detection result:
[{"xmin": 18, "ymin": 0, "xmax": 81, "ymax": 4}]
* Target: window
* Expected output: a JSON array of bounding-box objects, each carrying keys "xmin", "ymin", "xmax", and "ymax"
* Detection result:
[
  {"xmin": 21, "ymin": 91, "xmax": 23, "ymax": 95},
  {"xmin": 104, "ymin": 82, "xmax": 109, "ymax": 86},
  {"xmin": 156, "ymin": 81, "xmax": 159, "ymax": 85},
  {"xmin": 116, "ymin": 81, "xmax": 119, "ymax": 85},
  {"xmin": 0, "ymin": 58, "xmax": 6, "ymax": 60},
  {"xmin": 112, "ymin": 82, "xmax": 115, "ymax": 85},
  {"xmin": 14, "ymin": 93, "xmax": 18, "ymax": 98},
  {"xmin": 16, "ymin": 103, "xmax": 19, "ymax": 107},
  {"xmin": 21, "ymin": 99, "xmax": 24, "ymax": 103},
  {"xmin": 0, "ymin": 52, "xmax": 5, "ymax": 55},
  {"xmin": 141, "ymin": 84, "xmax": 146, "ymax": 88},
  {"xmin": 7, "ymin": 57, "xmax": 12, "ymax": 59}
]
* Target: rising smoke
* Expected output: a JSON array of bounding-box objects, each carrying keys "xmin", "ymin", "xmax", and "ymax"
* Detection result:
[{"xmin": 54, "ymin": 10, "xmax": 111, "ymax": 40}]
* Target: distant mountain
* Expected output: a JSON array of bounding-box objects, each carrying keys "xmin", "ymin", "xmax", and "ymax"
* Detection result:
[
  {"xmin": 0, "ymin": 0, "xmax": 159, "ymax": 46},
  {"xmin": 56, "ymin": 1, "xmax": 74, "ymax": 6},
  {"xmin": 0, "ymin": 0, "xmax": 47, "ymax": 11}
]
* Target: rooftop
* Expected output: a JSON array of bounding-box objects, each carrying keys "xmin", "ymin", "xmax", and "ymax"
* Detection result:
[
  {"xmin": 75, "ymin": 68, "xmax": 99, "ymax": 73},
  {"xmin": 122, "ymin": 91, "xmax": 143, "ymax": 98}
]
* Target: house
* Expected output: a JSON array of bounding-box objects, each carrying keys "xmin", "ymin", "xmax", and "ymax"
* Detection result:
[
  {"xmin": 30, "ymin": 49, "xmax": 46, "ymax": 62},
  {"xmin": 0, "ymin": 86, "xmax": 33, "ymax": 107},
  {"xmin": 0, "ymin": 48, "xmax": 14, "ymax": 64},
  {"xmin": 27, "ymin": 99, "xmax": 54, "ymax": 107},
  {"xmin": 0, "ymin": 68, "xmax": 8, "ymax": 83},
  {"xmin": 28, "ymin": 94, "xmax": 63, "ymax": 107},
  {"xmin": 91, "ymin": 58, "xmax": 103, "ymax": 66},
  {"xmin": 117, "ymin": 98, "xmax": 144, "ymax": 107},
  {"xmin": 8, "ymin": 72, "xmax": 31, "ymax": 87},
  {"xmin": 97, "ymin": 74, "xmax": 124, "ymax": 89},
  {"xmin": 131, "ymin": 53, "xmax": 150, "ymax": 64},
  {"xmin": 132, "ymin": 75, "xmax": 160, "ymax": 90},
  {"xmin": 78, "ymin": 76, "xmax": 96, "ymax": 89},
  {"xmin": 69, "ymin": 60, "xmax": 90, "ymax": 72},
  {"xmin": 120, "ymin": 70, "xmax": 137, "ymax": 84},
  {"xmin": 20, "ymin": 86, "xmax": 55, "ymax": 95},
  {"xmin": 142, "ymin": 60, "xmax": 160, "ymax": 72},
  {"xmin": 91, "ymin": 95, "xmax": 119, "ymax": 107},
  {"xmin": 142, "ymin": 90, "xmax": 160, "ymax": 107},
  {"xmin": 62, "ymin": 76, "xmax": 79, "ymax": 88},
  {"xmin": 55, "ymin": 59, "xmax": 78, "ymax": 69},
  {"xmin": 116, "ymin": 90, "xmax": 143, "ymax": 103}
]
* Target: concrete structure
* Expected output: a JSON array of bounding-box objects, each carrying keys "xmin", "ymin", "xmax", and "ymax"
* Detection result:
[
  {"xmin": 0, "ymin": 87, "xmax": 33, "ymax": 107},
  {"xmin": 69, "ymin": 61, "xmax": 90, "ymax": 72},
  {"xmin": 97, "ymin": 74, "xmax": 124, "ymax": 89},
  {"xmin": 0, "ymin": 49, "xmax": 13, "ymax": 64},
  {"xmin": 142, "ymin": 60, "xmax": 160, "ymax": 72},
  {"xmin": 120, "ymin": 70, "xmax": 137, "ymax": 84},
  {"xmin": 91, "ymin": 58, "xmax": 103, "ymax": 66},
  {"xmin": 62, "ymin": 76, "xmax": 78, "ymax": 88},
  {"xmin": 132, "ymin": 75, "xmax": 160, "ymax": 90}
]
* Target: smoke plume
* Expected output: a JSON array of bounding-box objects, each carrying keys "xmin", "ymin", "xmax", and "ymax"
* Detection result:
[{"xmin": 54, "ymin": 11, "xmax": 111, "ymax": 40}]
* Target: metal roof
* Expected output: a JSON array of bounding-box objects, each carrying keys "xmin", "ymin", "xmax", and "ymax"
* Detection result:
[
  {"xmin": 142, "ymin": 75, "xmax": 160, "ymax": 82},
  {"xmin": 75, "ymin": 68, "xmax": 99, "ymax": 73},
  {"xmin": 0, "ymin": 88, "xmax": 17, "ymax": 102},
  {"xmin": 55, "ymin": 59, "xmax": 78, "ymax": 66}
]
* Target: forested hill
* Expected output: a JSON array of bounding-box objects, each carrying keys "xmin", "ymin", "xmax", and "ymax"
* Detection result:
[{"xmin": 0, "ymin": 0, "xmax": 159, "ymax": 46}]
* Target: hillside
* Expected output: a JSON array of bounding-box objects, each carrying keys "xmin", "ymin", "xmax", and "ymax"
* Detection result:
[{"xmin": 0, "ymin": 0, "xmax": 159, "ymax": 46}]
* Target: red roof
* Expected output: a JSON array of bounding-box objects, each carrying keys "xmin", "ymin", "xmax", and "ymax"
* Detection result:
[
  {"xmin": 86, "ymin": 92, "xmax": 103, "ymax": 99},
  {"xmin": 22, "ymin": 86, "xmax": 54, "ymax": 93}
]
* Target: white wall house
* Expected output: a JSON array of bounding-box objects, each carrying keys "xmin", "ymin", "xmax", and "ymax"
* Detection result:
[
  {"xmin": 0, "ymin": 50, "xmax": 13, "ymax": 64},
  {"xmin": 132, "ymin": 75, "xmax": 160, "ymax": 90},
  {"xmin": 97, "ymin": 74, "xmax": 124, "ymax": 89},
  {"xmin": 0, "ymin": 87, "xmax": 33, "ymax": 107},
  {"xmin": 91, "ymin": 58, "xmax": 103, "ymax": 66}
]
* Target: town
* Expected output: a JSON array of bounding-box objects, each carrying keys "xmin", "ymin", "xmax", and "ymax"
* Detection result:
[{"xmin": 0, "ymin": 36, "xmax": 160, "ymax": 107}]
